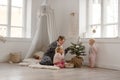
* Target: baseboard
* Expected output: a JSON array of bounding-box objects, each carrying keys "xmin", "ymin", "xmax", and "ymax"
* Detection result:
[
  {"xmin": 96, "ymin": 64, "xmax": 120, "ymax": 70},
  {"xmin": 83, "ymin": 61, "xmax": 89, "ymax": 66},
  {"xmin": 0, "ymin": 58, "xmax": 8, "ymax": 63},
  {"xmin": 84, "ymin": 61, "xmax": 120, "ymax": 70}
]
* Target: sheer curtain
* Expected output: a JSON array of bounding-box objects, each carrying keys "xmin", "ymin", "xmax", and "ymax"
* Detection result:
[{"xmin": 25, "ymin": 0, "xmax": 56, "ymax": 58}]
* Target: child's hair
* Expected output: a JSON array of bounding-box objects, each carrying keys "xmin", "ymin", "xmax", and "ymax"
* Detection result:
[
  {"xmin": 55, "ymin": 46, "xmax": 63, "ymax": 53},
  {"xmin": 89, "ymin": 38, "xmax": 95, "ymax": 44}
]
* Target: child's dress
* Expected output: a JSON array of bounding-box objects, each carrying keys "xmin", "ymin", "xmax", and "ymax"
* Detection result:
[
  {"xmin": 53, "ymin": 53, "xmax": 65, "ymax": 68},
  {"xmin": 89, "ymin": 44, "xmax": 97, "ymax": 68}
]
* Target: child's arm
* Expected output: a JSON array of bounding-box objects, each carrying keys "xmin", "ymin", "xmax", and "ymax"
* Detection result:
[
  {"xmin": 53, "ymin": 53, "xmax": 59, "ymax": 63},
  {"xmin": 93, "ymin": 45, "xmax": 97, "ymax": 54}
]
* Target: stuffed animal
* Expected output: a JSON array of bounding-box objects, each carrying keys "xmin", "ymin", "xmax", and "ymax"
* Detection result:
[{"xmin": 9, "ymin": 52, "xmax": 21, "ymax": 63}]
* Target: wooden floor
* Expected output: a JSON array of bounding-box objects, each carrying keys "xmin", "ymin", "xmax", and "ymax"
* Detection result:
[{"xmin": 0, "ymin": 63, "xmax": 120, "ymax": 80}]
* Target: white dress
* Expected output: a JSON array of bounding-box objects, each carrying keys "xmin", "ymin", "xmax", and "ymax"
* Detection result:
[{"xmin": 53, "ymin": 53, "xmax": 64, "ymax": 63}]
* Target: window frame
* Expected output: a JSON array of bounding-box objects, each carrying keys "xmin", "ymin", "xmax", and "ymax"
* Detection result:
[
  {"xmin": 0, "ymin": 0, "xmax": 27, "ymax": 38},
  {"xmin": 85, "ymin": 0, "xmax": 118, "ymax": 38}
]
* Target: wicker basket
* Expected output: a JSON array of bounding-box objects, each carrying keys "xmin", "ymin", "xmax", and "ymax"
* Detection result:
[{"xmin": 9, "ymin": 52, "xmax": 21, "ymax": 63}]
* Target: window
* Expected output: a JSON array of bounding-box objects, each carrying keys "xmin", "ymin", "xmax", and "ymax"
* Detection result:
[
  {"xmin": 79, "ymin": 0, "xmax": 118, "ymax": 38},
  {"xmin": 0, "ymin": 0, "xmax": 27, "ymax": 38}
]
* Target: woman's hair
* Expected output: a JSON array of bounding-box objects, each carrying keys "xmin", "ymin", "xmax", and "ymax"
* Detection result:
[{"xmin": 57, "ymin": 35, "xmax": 65, "ymax": 41}]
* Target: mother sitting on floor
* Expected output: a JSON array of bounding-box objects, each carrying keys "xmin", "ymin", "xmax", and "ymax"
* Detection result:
[{"xmin": 40, "ymin": 35, "xmax": 65, "ymax": 65}]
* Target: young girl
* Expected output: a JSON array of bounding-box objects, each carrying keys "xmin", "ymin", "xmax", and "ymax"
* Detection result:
[
  {"xmin": 89, "ymin": 38, "xmax": 97, "ymax": 68},
  {"xmin": 53, "ymin": 46, "xmax": 65, "ymax": 68}
]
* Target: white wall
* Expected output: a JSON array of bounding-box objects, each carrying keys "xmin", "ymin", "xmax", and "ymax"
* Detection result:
[
  {"xmin": 52, "ymin": 0, "xmax": 79, "ymax": 38},
  {"xmin": 79, "ymin": 0, "xmax": 87, "ymax": 36}
]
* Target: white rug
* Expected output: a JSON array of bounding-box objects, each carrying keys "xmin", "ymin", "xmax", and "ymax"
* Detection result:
[
  {"xmin": 18, "ymin": 58, "xmax": 60, "ymax": 70},
  {"xmin": 29, "ymin": 64, "xmax": 60, "ymax": 70}
]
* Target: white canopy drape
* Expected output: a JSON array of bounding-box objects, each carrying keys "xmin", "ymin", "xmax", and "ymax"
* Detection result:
[{"xmin": 25, "ymin": 0, "xmax": 56, "ymax": 58}]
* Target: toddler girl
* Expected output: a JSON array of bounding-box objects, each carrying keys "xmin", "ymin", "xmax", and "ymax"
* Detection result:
[
  {"xmin": 89, "ymin": 38, "xmax": 97, "ymax": 68},
  {"xmin": 53, "ymin": 46, "xmax": 65, "ymax": 68}
]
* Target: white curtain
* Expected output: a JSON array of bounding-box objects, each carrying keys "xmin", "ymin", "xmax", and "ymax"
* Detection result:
[{"xmin": 25, "ymin": 0, "xmax": 56, "ymax": 58}]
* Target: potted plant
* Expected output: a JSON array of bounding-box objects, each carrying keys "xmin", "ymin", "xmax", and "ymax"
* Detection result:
[{"xmin": 66, "ymin": 42, "xmax": 86, "ymax": 68}]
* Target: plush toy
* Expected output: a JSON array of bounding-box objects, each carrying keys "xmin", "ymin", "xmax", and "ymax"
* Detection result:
[{"xmin": 9, "ymin": 52, "xmax": 21, "ymax": 63}]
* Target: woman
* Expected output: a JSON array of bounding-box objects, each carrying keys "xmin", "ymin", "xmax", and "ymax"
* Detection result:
[{"xmin": 40, "ymin": 36, "xmax": 65, "ymax": 65}]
